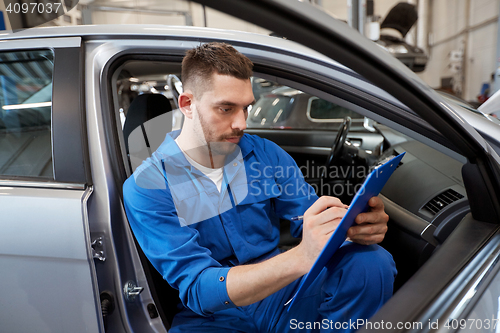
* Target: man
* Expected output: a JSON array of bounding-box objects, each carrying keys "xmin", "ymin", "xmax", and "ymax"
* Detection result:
[{"xmin": 123, "ymin": 42, "xmax": 396, "ymax": 332}]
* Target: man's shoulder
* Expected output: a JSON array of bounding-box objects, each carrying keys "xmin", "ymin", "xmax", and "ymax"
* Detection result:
[
  {"xmin": 124, "ymin": 159, "xmax": 169, "ymax": 195},
  {"xmin": 240, "ymin": 133, "xmax": 297, "ymax": 171},
  {"xmin": 241, "ymin": 133, "xmax": 285, "ymax": 154}
]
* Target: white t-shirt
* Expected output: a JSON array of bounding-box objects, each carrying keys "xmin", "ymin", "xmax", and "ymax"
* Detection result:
[{"xmin": 175, "ymin": 138, "xmax": 224, "ymax": 192}]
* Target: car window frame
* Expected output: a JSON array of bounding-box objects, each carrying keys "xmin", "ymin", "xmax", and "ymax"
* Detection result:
[
  {"xmin": 0, "ymin": 37, "xmax": 90, "ymax": 187},
  {"xmin": 252, "ymin": 69, "xmax": 463, "ymax": 161},
  {"xmin": 97, "ymin": 35, "xmax": 496, "ymax": 333},
  {"xmin": 100, "ymin": 43, "xmax": 468, "ymax": 180}
]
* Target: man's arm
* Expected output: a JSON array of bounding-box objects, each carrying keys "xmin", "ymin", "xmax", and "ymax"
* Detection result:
[
  {"xmin": 224, "ymin": 138, "xmax": 389, "ymax": 307},
  {"xmin": 124, "ymin": 163, "xmax": 238, "ymax": 316},
  {"xmin": 226, "ymin": 195, "xmax": 388, "ymax": 306}
]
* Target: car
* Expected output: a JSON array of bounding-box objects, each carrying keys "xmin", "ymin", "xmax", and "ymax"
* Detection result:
[
  {"xmin": 374, "ymin": 2, "xmax": 428, "ymax": 73},
  {"xmin": 1, "ymin": 1, "xmax": 500, "ymax": 332},
  {"xmin": 247, "ymin": 85, "xmax": 365, "ymax": 130},
  {"xmin": 376, "ymin": 34, "xmax": 428, "ymax": 73}
]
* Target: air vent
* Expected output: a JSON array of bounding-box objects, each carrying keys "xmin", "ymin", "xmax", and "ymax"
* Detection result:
[{"xmin": 422, "ymin": 189, "xmax": 464, "ymax": 215}]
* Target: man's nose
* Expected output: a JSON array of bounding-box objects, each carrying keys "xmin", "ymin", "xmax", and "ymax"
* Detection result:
[{"xmin": 232, "ymin": 110, "xmax": 247, "ymax": 131}]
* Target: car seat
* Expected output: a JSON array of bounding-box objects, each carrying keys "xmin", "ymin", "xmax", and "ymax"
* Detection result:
[
  {"xmin": 122, "ymin": 93, "xmax": 173, "ymax": 172},
  {"xmin": 122, "ymin": 93, "xmax": 180, "ymax": 328}
]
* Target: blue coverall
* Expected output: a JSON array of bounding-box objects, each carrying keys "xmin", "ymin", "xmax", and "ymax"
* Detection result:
[{"xmin": 123, "ymin": 130, "xmax": 396, "ymax": 332}]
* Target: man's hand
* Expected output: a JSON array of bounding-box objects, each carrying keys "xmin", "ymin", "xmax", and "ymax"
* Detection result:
[
  {"xmin": 226, "ymin": 196, "xmax": 388, "ymax": 307},
  {"xmin": 347, "ymin": 196, "xmax": 389, "ymax": 245},
  {"xmin": 296, "ymin": 196, "xmax": 388, "ymax": 269},
  {"xmin": 296, "ymin": 196, "xmax": 348, "ymax": 269}
]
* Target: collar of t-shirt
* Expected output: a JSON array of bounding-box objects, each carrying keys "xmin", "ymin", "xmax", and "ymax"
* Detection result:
[{"xmin": 174, "ymin": 138, "xmax": 224, "ymax": 192}]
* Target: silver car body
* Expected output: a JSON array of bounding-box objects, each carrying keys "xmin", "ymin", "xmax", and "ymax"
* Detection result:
[{"xmin": 1, "ymin": 15, "xmax": 500, "ymax": 332}]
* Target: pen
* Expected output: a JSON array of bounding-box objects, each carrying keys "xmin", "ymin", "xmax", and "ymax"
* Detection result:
[{"xmin": 290, "ymin": 205, "xmax": 350, "ymax": 221}]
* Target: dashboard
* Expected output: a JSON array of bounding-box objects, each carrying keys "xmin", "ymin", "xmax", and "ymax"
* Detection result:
[{"xmin": 377, "ymin": 132, "xmax": 470, "ymax": 288}]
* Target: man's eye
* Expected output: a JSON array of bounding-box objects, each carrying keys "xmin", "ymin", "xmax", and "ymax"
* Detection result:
[{"xmin": 220, "ymin": 107, "xmax": 232, "ymax": 112}]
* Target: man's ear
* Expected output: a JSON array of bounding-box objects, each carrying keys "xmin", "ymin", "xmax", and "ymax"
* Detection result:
[{"xmin": 178, "ymin": 92, "xmax": 194, "ymax": 119}]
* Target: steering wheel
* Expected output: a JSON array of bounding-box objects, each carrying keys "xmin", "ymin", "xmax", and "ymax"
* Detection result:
[{"xmin": 321, "ymin": 116, "xmax": 351, "ymax": 179}]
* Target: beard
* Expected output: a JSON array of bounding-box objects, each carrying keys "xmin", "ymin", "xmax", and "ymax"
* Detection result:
[
  {"xmin": 207, "ymin": 140, "xmax": 240, "ymax": 156},
  {"xmin": 198, "ymin": 111, "xmax": 244, "ymax": 156}
]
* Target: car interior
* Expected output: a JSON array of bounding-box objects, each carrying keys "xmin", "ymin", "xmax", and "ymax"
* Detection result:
[{"xmin": 109, "ymin": 56, "xmax": 470, "ymax": 328}]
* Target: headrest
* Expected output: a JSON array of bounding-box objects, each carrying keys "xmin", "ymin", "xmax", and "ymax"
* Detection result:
[{"xmin": 123, "ymin": 93, "xmax": 172, "ymax": 153}]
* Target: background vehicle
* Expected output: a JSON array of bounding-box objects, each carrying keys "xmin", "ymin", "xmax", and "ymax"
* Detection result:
[
  {"xmin": 375, "ymin": 2, "xmax": 428, "ymax": 72},
  {"xmin": 1, "ymin": 0, "xmax": 500, "ymax": 332},
  {"xmin": 247, "ymin": 85, "xmax": 364, "ymax": 130}
]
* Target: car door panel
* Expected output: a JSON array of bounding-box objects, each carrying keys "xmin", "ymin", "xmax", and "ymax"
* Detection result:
[
  {"xmin": 0, "ymin": 186, "xmax": 101, "ymax": 333},
  {"xmin": 86, "ymin": 39, "xmax": 172, "ymax": 333},
  {"xmin": 0, "ymin": 38, "xmax": 102, "ymax": 333},
  {"xmin": 361, "ymin": 214, "xmax": 500, "ymax": 332}
]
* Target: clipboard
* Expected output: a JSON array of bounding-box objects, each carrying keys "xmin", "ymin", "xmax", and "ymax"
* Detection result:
[{"xmin": 286, "ymin": 152, "xmax": 405, "ymax": 310}]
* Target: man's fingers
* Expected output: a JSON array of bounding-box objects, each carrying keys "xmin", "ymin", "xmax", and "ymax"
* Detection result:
[
  {"xmin": 355, "ymin": 210, "xmax": 389, "ymax": 225},
  {"xmin": 348, "ymin": 222, "xmax": 388, "ymax": 238},
  {"xmin": 347, "ymin": 222, "xmax": 387, "ymax": 245},
  {"xmin": 304, "ymin": 196, "xmax": 388, "ymax": 247},
  {"xmin": 348, "ymin": 232, "xmax": 386, "ymax": 245},
  {"xmin": 368, "ymin": 196, "xmax": 384, "ymax": 210},
  {"xmin": 304, "ymin": 196, "xmax": 344, "ymax": 217},
  {"xmin": 304, "ymin": 207, "xmax": 345, "ymax": 238},
  {"xmin": 316, "ymin": 207, "xmax": 346, "ymax": 226},
  {"xmin": 346, "ymin": 196, "xmax": 389, "ymax": 245},
  {"xmin": 313, "ymin": 218, "xmax": 341, "ymax": 238},
  {"xmin": 355, "ymin": 196, "xmax": 388, "ymax": 225}
]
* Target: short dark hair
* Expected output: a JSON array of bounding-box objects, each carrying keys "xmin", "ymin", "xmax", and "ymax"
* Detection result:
[{"xmin": 181, "ymin": 42, "xmax": 253, "ymax": 97}]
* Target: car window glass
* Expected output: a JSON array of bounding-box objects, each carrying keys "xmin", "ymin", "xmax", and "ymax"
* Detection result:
[
  {"xmin": 308, "ymin": 97, "xmax": 364, "ymax": 121},
  {"xmin": 0, "ymin": 50, "xmax": 54, "ymax": 179},
  {"xmin": 248, "ymin": 91, "xmax": 293, "ymax": 127},
  {"xmin": 248, "ymin": 77, "xmax": 366, "ymax": 130}
]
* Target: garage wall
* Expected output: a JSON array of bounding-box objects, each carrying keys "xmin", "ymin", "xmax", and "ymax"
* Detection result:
[
  {"xmin": 322, "ymin": 0, "xmax": 408, "ymax": 22},
  {"xmin": 322, "ymin": 0, "xmax": 500, "ymax": 102},
  {"xmin": 419, "ymin": 0, "xmax": 499, "ymax": 101},
  {"xmin": 92, "ymin": 11, "xmax": 185, "ymax": 26},
  {"xmin": 89, "ymin": 0, "xmax": 269, "ymax": 35},
  {"xmin": 86, "ymin": 0, "xmax": 500, "ymax": 102},
  {"xmin": 418, "ymin": 0, "xmax": 468, "ymax": 94},
  {"xmin": 465, "ymin": 0, "xmax": 498, "ymax": 101},
  {"xmin": 90, "ymin": 0, "xmax": 186, "ymax": 25}
]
